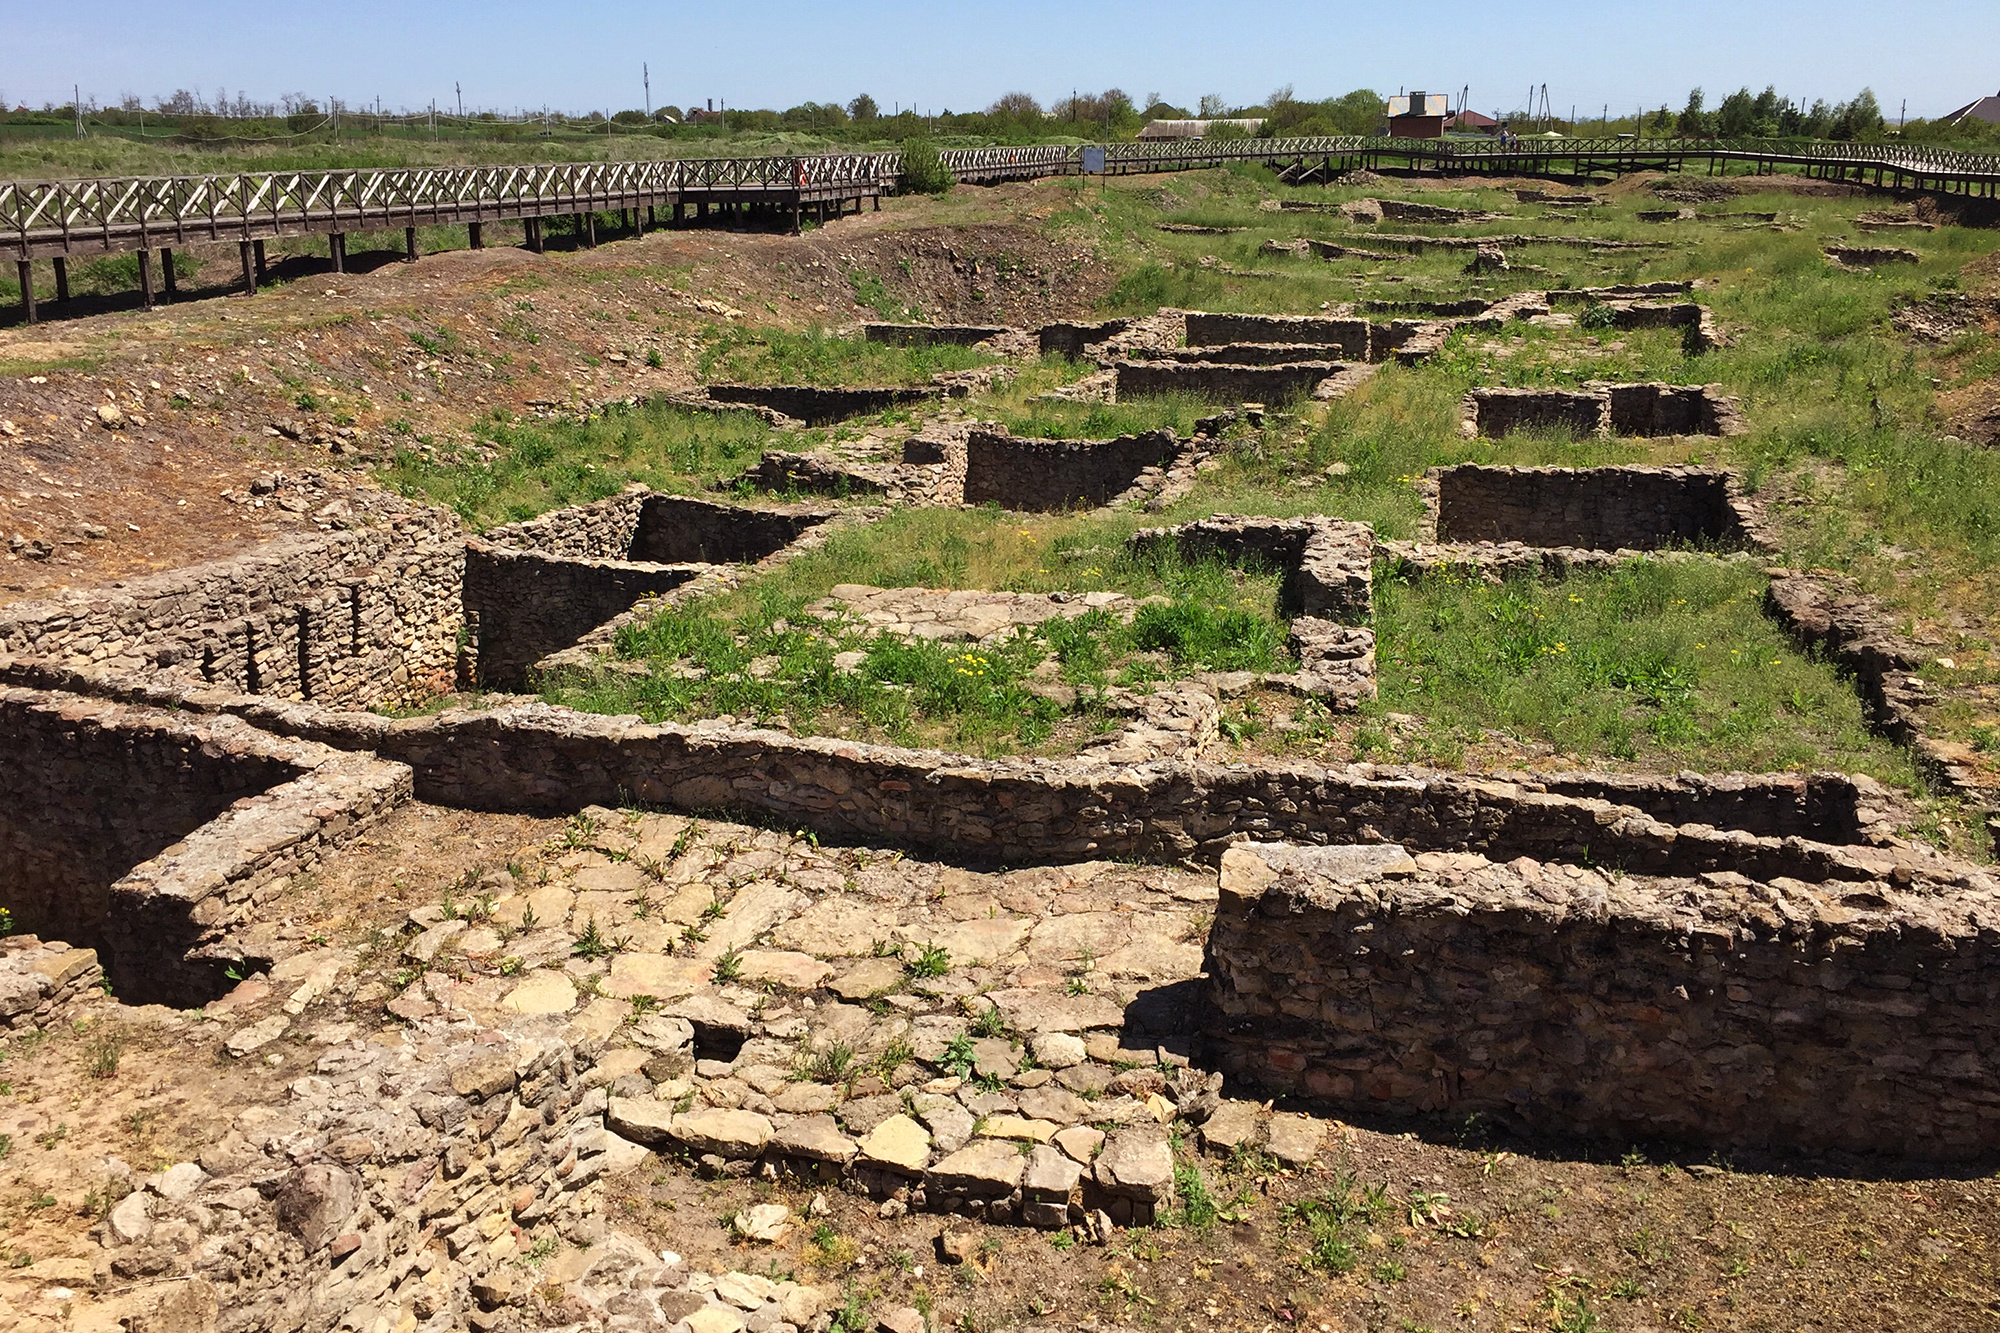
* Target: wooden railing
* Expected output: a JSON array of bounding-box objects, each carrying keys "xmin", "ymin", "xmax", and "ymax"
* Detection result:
[{"xmin": 6, "ymin": 135, "xmax": 1997, "ymax": 265}]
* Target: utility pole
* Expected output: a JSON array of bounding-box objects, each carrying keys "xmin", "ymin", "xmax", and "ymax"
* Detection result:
[
  {"xmin": 457, "ymin": 82, "xmax": 463, "ymax": 118},
  {"xmin": 74, "ymin": 85, "xmax": 82, "ymax": 137},
  {"xmin": 644, "ymin": 64, "xmax": 651, "ymax": 119}
]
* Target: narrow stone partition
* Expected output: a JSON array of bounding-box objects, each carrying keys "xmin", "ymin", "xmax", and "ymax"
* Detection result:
[
  {"xmin": 1184, "ymin": 313, "xmax": 1372, "ymax": 358},
  {"xmin": 0, "ymin": 686, "xmax": 408, "ymax": 1005},
  {"xmin": 1115, "ymin": 360, "xmax": 1348, "ymax": 402},
  {"xmin": 962, "ymin": 428, "xmax": 1184, "ymax": 511},
  {"xmin": 1038, "ymin": 319, "xmax": 1132, "ymax": 358},
  {"xmin": 1430, "ymin": 465, "xmax": 1759, "ymax": 551},
  {"xmin": 706, "ymin": 384, "xmax": 938, "ymax": 425},
  {"xmin": 1466, "ymin": 383, "xmax": 1745, "ymax": 438},
  {"xmin": 863, "ymin": 323, "xmax": 1010, "ymax": 346},
  {"xmin": 1205, "ymin": 843, "xmax": 2000, "ymax": 1160}
]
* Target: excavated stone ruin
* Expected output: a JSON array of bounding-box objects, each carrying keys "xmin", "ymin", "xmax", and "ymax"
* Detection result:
[{"xmin": 1428, "ymin": 464, "xmax": 1760, "ymax": 551}]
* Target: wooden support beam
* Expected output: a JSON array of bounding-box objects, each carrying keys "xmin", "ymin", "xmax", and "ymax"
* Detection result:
[
  {"xmin": 138, "ymin": 249, "xmax": 155, "ymax": 309},
  {"xmin": 52, "ymin": 256, "xmax": 69, "ymax": 303},
  {"xmin": 254, "ymin": 240, "xmax": 267, "ymax": 283},
  {"xmin": 15, "ymin": 260, "xmax": 34, "ymax": 325},
  {"xmin": 161, "ymin": 247, "xmax": 177, "ymax": 299},
  {"xmin": 330, "ymin": 233, "xmax": 346, "ymax": 273},
  {"xmin": 584, "ymin": 212, "xmax": 597, "ymax": 247},
  {"xmin": 469, "ymin": 222, "xmax": 484, "ymax": 249},
  {"xmin": 405, "ymin": 227, "xmax": 418, "ymax": 262},
  {"xmin": 240, "ymin": 241, "xmax": 256, "ymax": 295}
]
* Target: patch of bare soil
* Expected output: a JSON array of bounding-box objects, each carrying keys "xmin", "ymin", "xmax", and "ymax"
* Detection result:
[{"xmin": 0, "ymin": 188, "xmax": 1108, "ymax": 605}]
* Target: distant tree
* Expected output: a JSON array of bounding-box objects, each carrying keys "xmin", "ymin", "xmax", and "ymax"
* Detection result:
[
  {"xmin": 1649, "ymin": 105, "xmax": 1673, "ymax": 134},
  {"xmin": 1324, "ymin": 88, "xmax": 1385, "ymax": 135},
  {"xmin": 611, "ymin": 109, "xmax": 648, "ymax": 125},
  {"xmin": 1198, "ymin": 93, "xmax": 1229, "ymax": 118},
  {"xmin": 1830, "ymin": 88, "xmax": 1884, "ymax": 140},
  {"xmin": 848, "ymin": 93, "xmax": 879, "ymax": 121},
  {"xmin": 1676, "ymin": 88, "xmax": 1710, "ymax": 138},
  {"xmin": 1103, "ymin": 88, "xmax": 1139, "ymax": 133},
  {"xmin": 988, "ymin": 91, "xmax": 1043, "ymax": 119},
  {"xmin": 1141, "ymin": 100, "xmax": 1189, "ymax": 121},
  {"xmin": 654, "ymin": 106, "xmax": 681, "ymax": 123},
  {"xmin": 1715, "ymin": 88, "xmax": 1757, "ymax": 138},
  {"xmin": 1751, "ymin": 85, "xmax": 1783, "ymax": 133}
]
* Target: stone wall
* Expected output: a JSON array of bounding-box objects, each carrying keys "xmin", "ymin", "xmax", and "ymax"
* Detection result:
[
  {"xmin": 0, "ymin": 686, "xmax": 409, "ymax": 1004},
  {"xmin": 1183, "ymin": 314, "xmax": 1371, "ymax": 358},
  {"xmin": 18, "ymin": 655, "xmax": 1968, "ymax": 893},
  {"xmin": 462, "ymin": 542, "xmax": 700, "ymax": 689},
  {"xmin": 1604, "ymin": 382, "xmax": 1746, "ymax": 437},
  {"xmin": 1204, "ymin": 844, "xmax": 2000, "ymax": 1159},
  {"xmin": 0, "ymin": 509, "xmax": 463, "ymax": 709},
  {"xmin": 864, "ymin": 323, "xmax": 1009, "ymax": 347},
  {"xmin": 1039, "ymin": 320, "xmax": 1132, "ymax": 359},
  {"xmin": 962, "ymin": 429, "xmax": 1183, "ymax": 511},
  {"xmin": 483, "ymin": 489, "xmax": 649, "ymax": 560},
  {"xmin": 706, "ymin": 385, "xmax": 938, "ymax": 426},
  {"xmin": 1430, "ymin": 465, "xmax": 1757, "ymax": 551},
  {"xmin": 1463, "ymin": 388, "xmax": 1608, "ymax": 438},
  {"xmin": 629, "ymin": 495, "xmax": 838, "ymax": 564},
  {"xmin": 1115, "ymin": 360, "xmax": 1343, "ymax": 403},
  {"xmin": 1129, "ymin": 515, "xmax": 1375, "ymax": 624}
]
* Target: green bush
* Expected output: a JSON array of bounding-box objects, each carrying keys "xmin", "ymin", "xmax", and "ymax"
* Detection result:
[{"xmin": 898, "ymin": 139, "xmax": 955, "ymax": 196}]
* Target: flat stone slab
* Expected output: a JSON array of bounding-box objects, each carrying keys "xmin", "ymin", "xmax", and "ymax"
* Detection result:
[
  {"xmin": 1266, "ymin": 1112, "xmax": 1328, "ymax": 1167},
  {"xmin": 771, "ymin": 1115, "xmax": 858, "ymax": 1164},
  {"xmin": 927, "ymin": 1139, "xmax": 1027, "ymax": 1194},
  {"xmin": 501, "ymin": 971, "xmax": 579, "ymax": 1015},
  {"xmin": 1095, "ymin": 1128, "xmax": 1174, "ymax": 1201},
  {"xmin": 811, "ymin": 586, "xmax": 1140, "ymax": 644},
  {"xmin": 1200, "ymin": 1101, "xmax": 1265, "ymax": 1155},
  {"xmin": 857, "ymin": 1114, "xmax": 932, "ymax": 1173},
  {"xmin": 669, "ymin": 1109, "xmax": 773, "ymax": 1159}
]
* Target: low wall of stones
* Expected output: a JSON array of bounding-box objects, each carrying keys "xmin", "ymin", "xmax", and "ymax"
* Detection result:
[
  {"xmin": 5, "ymin": 657, "xmax": 1964, "ymax": 893},
  {"xmin": 1466, "ymin": 384, "xmax": 1745, "ymax": 439},
  {"xmin": 706, "ymin": 384, "xmax": 938, "ymax": 426},
  {"xmin": 864, "ymin": 323, "xmax": 1009, "ymax": 346},
  {"xmin": 740, "ymin": 451, "xmax": 896, "ymax": 498},
  {"xmin": 462, "ymin": 542, "xmax": 700, "ymax": 689},
  {"xmin": 483, "ymin": 490, "xmax": 648, "ymax": 560},
  {"xmin": 1184, "ymin": 313, "xmax": 1372, "ymax": 358},
  {"xmin": 1205, "ymin": 846, "xmax": 2000, "ymax": 1160},
  {"xmin": 1430, "ymin": 465, "xmax": 1758, "ymax": 551},
  {"xmin": 962, "ymin": 429, "xmax": 1183, "ymax": 511},
  {"xmin": 1115, "ymin": 360, "xmax": 1343, "ymax": 403},
  {"xmin": 1129, "ymin": 514, "xmax": 1374, "ymax": 624},
  {"xmin": 0, "ymin": 686, "xmax": 408, "ymax": 1004},
  {"xmin": 485, "ymin": 490, "xmax": 837, "ymax": 565},
  {"xmin": 0, "ymin": 509, "xmax": 463, "ymax": 709},
  {"xmin": 0, "ymin": 935, "xmax": 106, "ymax": 1031},
  {"xmin": 1039, "ymin": 320, "xmax": 1132, "ymax": 359}
]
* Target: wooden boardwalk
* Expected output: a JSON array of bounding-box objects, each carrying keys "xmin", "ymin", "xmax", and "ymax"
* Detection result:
[{"xmin": 7, "ymin": 135, "xmax": 1998, "ymax": 322}]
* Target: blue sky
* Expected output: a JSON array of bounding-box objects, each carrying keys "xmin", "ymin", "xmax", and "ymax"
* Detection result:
[{"xmin": 8, "ymin": 0, "xmax": 1996, "ymax": 120}]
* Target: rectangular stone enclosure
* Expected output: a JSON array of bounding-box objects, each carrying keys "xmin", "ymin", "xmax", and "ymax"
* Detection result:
[
  {"xmin": 1431, "ymin": 465, "xmax": 1755, "ymax": 551},
  {"xmin": 1467, "ymin": 383, "xmax": 1744, "ymax": 438},
  {"xmin": 962, "ymin": 429, "xmax": 1183, "ymax": 511}
]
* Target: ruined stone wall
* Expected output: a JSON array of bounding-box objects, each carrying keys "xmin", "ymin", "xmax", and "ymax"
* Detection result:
[
  {"xmin": 1205, "ymin": 851, "xmax": 2000, "ymax": 1159},
  {"xmin": 462, "ymin": 541, "xmax": 699, "ymax": 689},
  {"xmin": 0, "ymin": 687, "xmax": 409, "ymax": 1004},
  {"xmin": 1183, "ymin": 314, "xmax": 1371, "ymax": 358},
  {"xmin": 0, "ymin": 510, "xmax": 463, "ymax": 709},
  {"xmin": 864, "ymin": 323, "xmax": 1008, "ymax": 347},
  {"xmin": 483, "ymin": 490, "xmax": 648, "ymax": 560},
  {"xmin": 629, "ymin": 495, "xmax": 837, "ymax": 563},
  {"xmin": 1431, "ymin": 465, "xmax": 1754, "ymax": 550},
  {"xmin": 706, "ymin": 385, "xmax": 937, "ymax": 426},
  {"xmin": 962, "ymin": 430, "xmax": 1183, "ymax": 511},
  {"xmin": 1039, "ymin": 320, "xmax": 1132, "ymax": 359},
  {"xmin": 1114, "ymin": 360, "xmax": 1342, "ymax": 403}
]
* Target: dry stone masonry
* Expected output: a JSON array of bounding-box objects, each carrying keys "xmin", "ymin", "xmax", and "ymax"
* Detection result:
[{"xmin": 1427, "ymin": 465, "xmax": 1763, "ymax": 552}]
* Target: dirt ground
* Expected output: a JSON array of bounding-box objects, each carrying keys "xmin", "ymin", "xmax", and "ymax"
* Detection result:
[{"xmin": 0, "ymin": 180, "xmax": 1108, "ymax": 605}]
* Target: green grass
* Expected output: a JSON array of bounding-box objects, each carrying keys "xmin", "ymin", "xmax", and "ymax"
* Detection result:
[
  {"xmin": 1369, "ymin": 560, "xmax": 1914, "ymax": 782},
  {"xmin": 383, "ymin": 399, "xmax": 776, "ymax": 528},
  {"xmin": 545, "ymin": 522, "xmax": 1290, "ymax": 755},
  {"xmin": 699, "ymin": 327, "xmax": 998, "ymax": 387}
]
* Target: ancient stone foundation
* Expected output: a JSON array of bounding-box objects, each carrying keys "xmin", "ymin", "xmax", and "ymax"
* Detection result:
[
  {"xmin": 1206, "ymin": 843, "xmax": 2000, "ymax": 1160},
  {"xmin": 863, "ymin": 323, "xmax": 1008, "ymax": 347},
  {"xmin": 1429, "ymin": 465, "xmax": 1759, "ymax": 551},
  {"xmin": 1466, "ymin": 383, "xmax": 1745, "ymax": 438},
  {"xmin": 462, "ymin": 542, "xmax": 699, "ymax": 688},
  {"xmin": 961, "ymin": 429, "xmax": 1184, "ymax": 511},
  {"xmin": 0, "ymin": 687, "xmax": 408, "ymax": 1004},
  {"xmin": 1184, "ymin": 313, "xmax": 1372, "ymax": 359},
  {"xmin": 706, "ymin": 384, "xmax": 938, "ymax": 425},
  {"xmin": 1115, "ymin": 359, "xmax": 1347, "ymax": 402}
]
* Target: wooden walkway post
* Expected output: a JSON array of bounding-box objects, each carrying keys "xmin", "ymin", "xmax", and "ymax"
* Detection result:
[
  {"xmin": 15, "ymin": 260, "xmax": 34, "ymax": 325},
  {"xmin": 254, "ymin": 240, "xmax": 267, "ymax": 283},
  {"xmin": 52, "ymin": 257, "xmax": 69, "ymax": 303},
  {"xmin": 330, "ymin": 234, "xmax": 346, "ymax": 273},
  {"xmin": 405, "ymin": 227, "xmax": 418, "ymax": 262},
  {"xmin": 161, "ymin": 248, "xmax": 177, "ymax": 299},
  {"xmin": 138, "ymin": 249, "xmax": 155, "ymax": 309},
  {"xmin": 239, "ymin": 241, "xmax": 255, "ymax": 295},
  {"xmin": 469, "ymin": 221, "xmax": 484, "ymax": 249}
]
